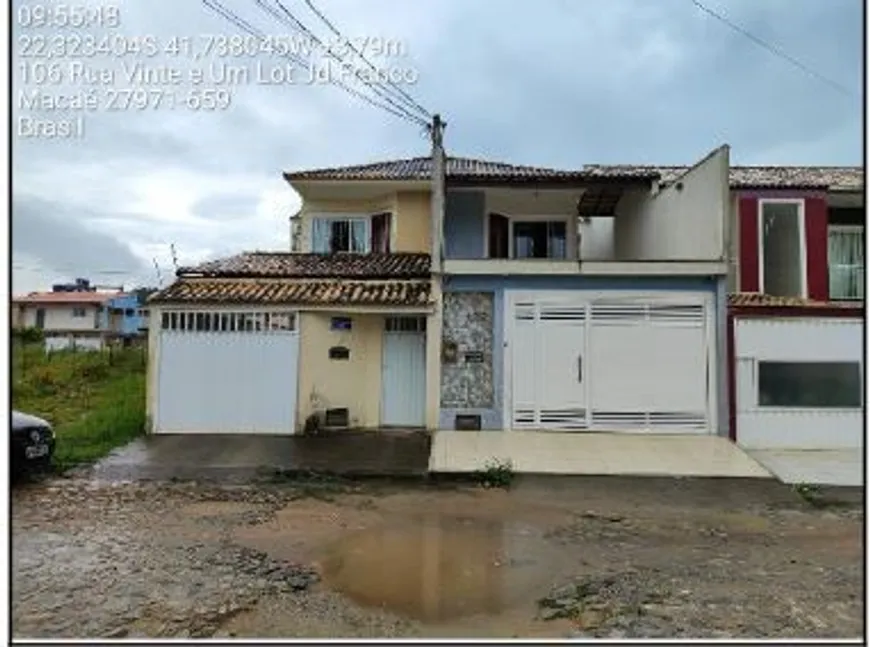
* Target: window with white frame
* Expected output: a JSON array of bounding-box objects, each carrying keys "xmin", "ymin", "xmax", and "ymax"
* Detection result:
[
  {"xmin": 310, "ymin": 213, "xmax": 391, "ymax": 254},
  {"xmin": 759, "ymin": 200, "xmax": 805, "ymax": 298},
  {"xmin": 828, "ymin": 224, "xmax": 864, "ymax": 300},
  {"xmin": 311, "ymin": 217, "xmax": 369, "ymax": 253}
]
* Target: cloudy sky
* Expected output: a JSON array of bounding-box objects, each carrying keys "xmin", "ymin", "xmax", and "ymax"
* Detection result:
[{"xmin": 10, "ymin": 0, "xmax": 863, "ymax": 294}]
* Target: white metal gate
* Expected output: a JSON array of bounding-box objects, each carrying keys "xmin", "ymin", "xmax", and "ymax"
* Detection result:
[
  {"xmin": 507, "ymin": 292, "xmax": 712, "ymax": 433},
  {"xmin": 155, "ymin": 309, "xmax": 299, "ymax": 434},
  {"xmin": 381, "ymin": 316, "xmax": 427, "ymax": 427}
]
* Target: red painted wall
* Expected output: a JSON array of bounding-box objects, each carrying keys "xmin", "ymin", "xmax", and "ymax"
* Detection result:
[
  {"xmin": 737, "ymin": 193, "xmax": 830, "ymax": 299},
  {"xmin": 804, "ymin": 196, "xmax": 829, "ymax": 300},
  {"xmin": 738, "ymin": 197, "xmax": 759, "ymax": 292}
]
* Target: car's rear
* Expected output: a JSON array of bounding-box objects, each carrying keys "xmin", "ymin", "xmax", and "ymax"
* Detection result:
[{"xmin": 11, "ymin": 411, "xmax": 56, "ymax": 477}]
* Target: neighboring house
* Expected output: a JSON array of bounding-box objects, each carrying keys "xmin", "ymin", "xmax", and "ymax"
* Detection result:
[
  {"xmin": 148, "ymin": 145, "xmax": 732, "ymax": 438},
  {"xmin": 12, "ymin": 290, "xmax": 115, "ymax": 351},
  {"xmin": 104, "ymin": 293, "xmax": 147, "ymax": 338}
]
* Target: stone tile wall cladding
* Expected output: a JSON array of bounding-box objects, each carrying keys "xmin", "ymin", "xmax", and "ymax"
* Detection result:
[{"xmin": 440, "ymin": 292, "xmax": 494, "ymax": 408}]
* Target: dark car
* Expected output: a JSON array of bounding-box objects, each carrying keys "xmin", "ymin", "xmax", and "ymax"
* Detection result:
[{"xmin": 11, "ymin": 410, "xmax": 55, "ymax": 477}]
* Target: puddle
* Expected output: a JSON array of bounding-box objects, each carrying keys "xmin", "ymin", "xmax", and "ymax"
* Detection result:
[{"xmin": 318, "ymin": 516, "xmax": 552, "ymax": 623}]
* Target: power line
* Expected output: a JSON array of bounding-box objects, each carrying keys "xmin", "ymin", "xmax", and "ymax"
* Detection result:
[
  {"xmin": 255, "ymin": 0, "xmax": 430, "ymax": 125},
  {"xmin": 688, "ymin": 0, "xmax": 856, "ymax": 98},
  {"xmin": 300, "ymin": 0, "xmax": 432, "ymax": 119},
  {"xmin": 201, "ymin": 0, "xmax": 428, "ymax": 127}
]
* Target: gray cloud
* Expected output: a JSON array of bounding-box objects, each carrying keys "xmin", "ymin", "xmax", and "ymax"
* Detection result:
[{"xmin": 12, "ymin": 194, "xmax": 150, "ymax": 285}]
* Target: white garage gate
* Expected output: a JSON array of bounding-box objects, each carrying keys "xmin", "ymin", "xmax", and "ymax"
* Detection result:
[
  {"xmin": 155, "ymin": 309, "xmax": 300, "ymax": 434},
  {"xmin": 734, "ymin": 317, "xmax": 863, "ymax": 450},
  {"xmin": 506, "ymin": 291, "xmax": 714, "ymax": 433}
]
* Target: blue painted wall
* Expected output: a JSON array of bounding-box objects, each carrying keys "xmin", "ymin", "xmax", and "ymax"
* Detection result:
[
  {"xmin": 439, "ymin": 274, "xmax": 726, "ymax": 433},
  {"xmin": 444, "ymin": 190, "xmax": 485, "ymax": 259},
  {"xmin": 104, "ymin": 293, "xmax": 145, "ymax": 336}
]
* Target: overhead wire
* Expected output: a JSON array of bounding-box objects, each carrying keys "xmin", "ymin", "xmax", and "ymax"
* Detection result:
[
  {"xmin": 688, "ymin": 0, "xmax": 856, "ymax": 98},
  {"xmin": 201, "ymin": 0, "xmax": 428, "ymax": 127},
  {"xmin": 300, "ymin": 0, "xmax": 432, "ymax": 119},
  {"xmin": 256, "ymin": 0, "xmax": 430, "ymax": 125}
]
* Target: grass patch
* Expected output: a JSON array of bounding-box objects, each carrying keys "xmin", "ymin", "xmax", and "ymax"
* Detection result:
[
  {"xmin": 474, "ymin": 457, "xmax": 515, "ymax": 489},
  {"xmin": 12, "ymin": 341, "xmax": 147, "ymax": 471}
]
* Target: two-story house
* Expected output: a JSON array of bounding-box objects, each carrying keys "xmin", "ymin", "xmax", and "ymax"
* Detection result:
[
  {"xmin": 146, "ymin": 145, "xmax": 741, "ymax": 453},
  {"xmin": 146, "ymin": 184, "xmax": 436, "ymax": 435},
  {"xmin": 13, "ymin": 284, "xmax": 117, "ymax": 351}
]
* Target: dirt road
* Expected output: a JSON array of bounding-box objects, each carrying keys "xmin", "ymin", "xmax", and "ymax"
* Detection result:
[{"xmin": 11, "ymin": 475, "xmax": 863, "ymax": 639}]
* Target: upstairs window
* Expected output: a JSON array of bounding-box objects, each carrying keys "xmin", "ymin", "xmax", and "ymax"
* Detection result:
[
  {"xmin": 759, "ymin": 200, "xmax": 806, "ymax": 298},
  {"xmin": 312, "ymin": 217, "xmax": 370, "ymax": 253},
  {"xmin": 72, "ymin": 307, "xmax": 87, "ymax": 317},
  {"xmin": 828, "ymin": 210, "xmax": 864, "ymax": 300},
  {"xmin": 311, "ymin": 213, "xmax": 392, "ymax": 254},
  {"xmin": 512, "ymin": 221, "xmax": 567, "ymax": 259}
]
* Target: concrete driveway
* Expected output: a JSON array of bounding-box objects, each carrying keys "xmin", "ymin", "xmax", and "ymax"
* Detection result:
[
  {"xmin": 746, "ymin": 449, "xmax": 864, "ymax": 487},
  {"xmin": 86, "ymin": 431, "xmax": 431, "ymax": 482}
]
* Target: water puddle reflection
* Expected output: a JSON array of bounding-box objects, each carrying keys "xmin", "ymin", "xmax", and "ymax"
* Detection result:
[{"xmin": 319, "ymin": 516, "xmax": 548, "ymax": 623}]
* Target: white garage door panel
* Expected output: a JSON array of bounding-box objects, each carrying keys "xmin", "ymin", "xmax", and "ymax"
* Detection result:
[
  {"xmin": 587, "ymin": 301, "xmax": 708, "ymax": 431},
  {"xmin": 157, "ymin": 331, "xmax": 299, "ymax": 434},
  {"xmin": 589, "ymin": 325, "xmax": 707, "ymax": 411}
]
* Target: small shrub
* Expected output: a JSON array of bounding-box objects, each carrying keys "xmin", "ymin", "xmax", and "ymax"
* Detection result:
[
  {"xmin": 475, "ymin": 458, "xmax": 515, "ymax": 489},
  {"xmin": 12, "ymin": 327, "xmax": 44, "ymax": 344},
  {"xmin": 793, "ymin": 482, "xmax": 823, "ymax": 505}
]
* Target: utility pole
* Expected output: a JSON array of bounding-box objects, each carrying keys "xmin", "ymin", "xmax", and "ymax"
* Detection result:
[
  {"xmin": 425, "ymin": 113, "xmax": 446, "ymax": 432},
  {"xmin": 429, "ymin": 114, "xmax": 446, "ymax": 274}
]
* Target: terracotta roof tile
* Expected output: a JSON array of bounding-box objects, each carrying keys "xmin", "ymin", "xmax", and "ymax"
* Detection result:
[
  {"xmin": 728, "ymin": 292, "xmax": 863, "ymax": 309},
  {"xmin": 149, "ymin": 279, "xmax": 432, "ymax": 307},
  {"xmin": 12, "ymin": 291, "xmax": 118, "ymax": 305},
  {"xmin": 283, "ymin": 155, "xmax": 659, "ymax": 184},
  {"xmin": 178, "ymin": 252, "xmax": 430, "ymax": 279},
  {"xmin": 582, "ymin": 164, "xmax": 864, "ymax": 192}
]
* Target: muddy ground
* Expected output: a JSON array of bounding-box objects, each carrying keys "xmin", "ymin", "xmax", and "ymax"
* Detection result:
[{"xmin": 11, "ymin": 474, "xmax": 864, "ymax": 639}]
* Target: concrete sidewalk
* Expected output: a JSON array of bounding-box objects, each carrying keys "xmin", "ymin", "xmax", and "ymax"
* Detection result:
[
  {"xmin": 429, "ymin": 431, "xmax": 773, "ymax": 479},
  {"xmin": 747, "ymin": 449, "xmax": 863, "ymax": 487}
]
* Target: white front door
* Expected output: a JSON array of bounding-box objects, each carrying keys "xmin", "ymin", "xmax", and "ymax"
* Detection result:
[
  {"xmin": 381, "ymin": 316, "xmax": 427, "ymax": 427},
  {"xmin": 506, "ymin": 291, "xmax": 712, "ymax": 434}
]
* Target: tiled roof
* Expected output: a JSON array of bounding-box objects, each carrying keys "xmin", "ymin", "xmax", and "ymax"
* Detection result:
[
  {"xmin": 728, "ymin": 292, "xmax": 863, "ymax": 309},
  {"xmin": 283, "ymin": 156, "xmax": 659, "ymax": 183},
  {"xmin": 149, "ymin": 279, "xmax": 432, "ymax": 307},
  {"xmin": 12, "ymin": 291, "xmax": 118, "ymax": 305},
  {"xmin": 178, "ymin": 252, "xmax": 431, "ymax": 279},
  {"xmin": 582, "ymin": 164, "xmax": 864, "ymax": 192}
]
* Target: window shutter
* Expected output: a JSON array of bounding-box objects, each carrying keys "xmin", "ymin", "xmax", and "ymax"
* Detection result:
[
  {"xmin": 371, "ymin": 212, "xmax": 391, "ymax": 253},
  {"xmin": 488, "ymin": 213, "xmax": 509, "ymax": 258}
]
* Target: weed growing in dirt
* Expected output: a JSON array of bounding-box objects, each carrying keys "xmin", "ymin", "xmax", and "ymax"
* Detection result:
[
  {"xmin": 475, "ymin": 458, "xmax": 515, "ymax": 489},
  {"xmin": 12, "ymin": 342, "xmax": 146, "ymax": 471},
  {"xmin": 793, "ymin": 482, "xmax": 823, "ymax": 505}
]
